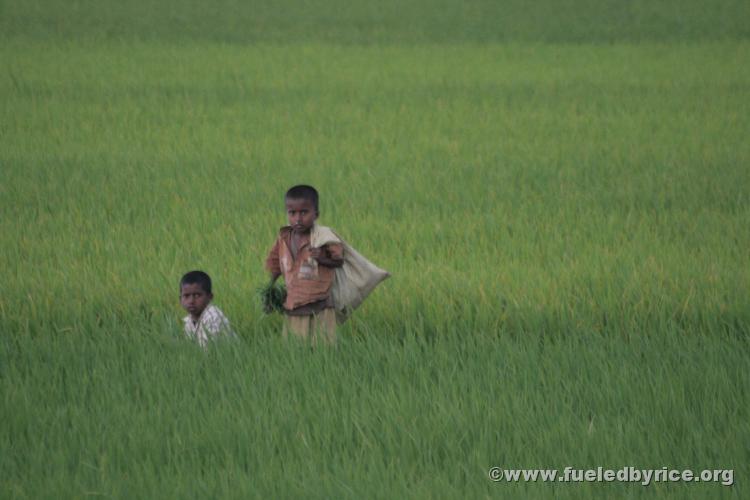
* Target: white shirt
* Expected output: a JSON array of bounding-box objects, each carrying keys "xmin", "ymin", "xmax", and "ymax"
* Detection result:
[{"xmin": 183, "ymin": 304, "xmax": 235, "ymax": 348}]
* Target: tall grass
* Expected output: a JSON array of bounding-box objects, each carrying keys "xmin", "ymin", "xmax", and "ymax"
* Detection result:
[
  {"xmin": 2, "ymin": 0, "xmax": 749, "ymax": 43},
  {"xmin": 2, "ymin": 42, "xmax": 748, "ymax": 338},
  {"xmin": 1, "ymin": 1, "xmax": 749, "ymax": 497},
  {"xmin": 2, "ymin": 326, "xmax": 748, "ymax": 498}
]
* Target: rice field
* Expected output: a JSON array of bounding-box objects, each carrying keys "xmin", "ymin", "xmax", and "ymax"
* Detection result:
[{"xmin": 1, "ymin": 1, "xmax": 749, "ymax": 498}]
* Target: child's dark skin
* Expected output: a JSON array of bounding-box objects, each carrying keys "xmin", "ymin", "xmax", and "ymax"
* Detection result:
[{"xmin": 181, "ymin": 283, "xmax": 212, "ymax": 323}]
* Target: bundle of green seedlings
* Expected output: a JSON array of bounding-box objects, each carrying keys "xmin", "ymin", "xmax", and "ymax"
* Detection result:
[{"xmin": 257, "ymin": 282, "xmax": 287, "ymax": 314}]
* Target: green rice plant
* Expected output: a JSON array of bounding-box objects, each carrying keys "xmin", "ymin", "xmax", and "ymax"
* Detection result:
[{"xmin": 257, "ymin": 281, "xmax": 287, "ymax": 314}]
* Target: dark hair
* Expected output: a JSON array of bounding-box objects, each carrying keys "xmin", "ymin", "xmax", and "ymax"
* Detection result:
[
  {"xmin": 285, "ymin": 184, "xmax": 319, "ymax": 212},
  {"xmin": 180, "ymin": 270, "xmax": 212, "ymax": 294}
]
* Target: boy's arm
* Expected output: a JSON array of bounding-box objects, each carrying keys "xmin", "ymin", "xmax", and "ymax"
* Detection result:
[
  {"xmin": 265, "ymin": 239, "xmax": 283, "ymax": 281},
  {"xmin": 311, "ymin": 243, "xmax": 344, "ymax": 268}
]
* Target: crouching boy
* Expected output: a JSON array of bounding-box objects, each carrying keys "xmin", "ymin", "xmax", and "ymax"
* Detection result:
[{"xmin": 180, "ymin": 270, "xmax": 235, "ymax": 348}]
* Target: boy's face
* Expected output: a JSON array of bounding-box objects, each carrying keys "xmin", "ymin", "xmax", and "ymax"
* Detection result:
[
  {"xmin": 180, "ymin": 283, "xmax": 212, "ymax": 320},
  {"xmin": 285, "ymin": 197, "xmax": 317, "ymax": 234}
]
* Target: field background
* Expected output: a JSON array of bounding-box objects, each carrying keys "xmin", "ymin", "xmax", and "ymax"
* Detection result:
[{"xmin": 2, "ymin": 0, "xmax": 749, "ymax": 498}]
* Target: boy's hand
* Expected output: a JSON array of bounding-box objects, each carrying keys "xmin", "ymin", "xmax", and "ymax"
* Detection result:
[
  {"xmin": 310, "ymin": 247, "xmax": 324, "ymax": 260},
  {"xmin": 310, "ymin": 246, "xmax": 344, "ymax": 268}
]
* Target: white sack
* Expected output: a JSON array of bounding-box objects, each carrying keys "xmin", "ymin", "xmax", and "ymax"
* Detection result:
[{"xmin": 311, "ymin": 224, "xmax": 390, "ymax": 323}]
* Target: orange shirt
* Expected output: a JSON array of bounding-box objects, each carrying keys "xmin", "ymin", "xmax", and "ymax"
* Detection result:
[{"xmin": 265, "ymin": 227, "xmax": 344, "ymax": 311}]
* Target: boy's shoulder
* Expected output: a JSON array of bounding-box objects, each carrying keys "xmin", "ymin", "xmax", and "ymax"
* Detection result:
[
  {"xmin": 202, "ymin": 304, "xmax": 232, "ymax": 329},
  {"xmin": 277, "ymin": 226, "xmax": 293, "ymax": 237},
  {"xmin": 205, "ymin": 303, "xmax": 222, "ymax": 314},
  {"xmin": 311, "ymin": 224, "xmax": 342, "ymax": 248},
  {"xmin": 200, "ymin": 304, "xmax": 236, "ymax": 337}
]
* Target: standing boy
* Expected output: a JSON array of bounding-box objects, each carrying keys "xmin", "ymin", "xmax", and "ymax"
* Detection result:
[
  {"xmin": 180, "ymin": 270, "xmax": 235, "ymax": 348},
  {"xmin": 265, "ymin": 185, "xmax": 344, "ymax": 345}
]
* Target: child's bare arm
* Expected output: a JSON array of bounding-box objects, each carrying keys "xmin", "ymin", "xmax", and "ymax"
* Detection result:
[
  {"xmin": 311, "ymin": 244, "xmax": 344, "ymax": 268},
  {"xmin": 265, "ymin": 239, "xmax": 283, "ymax": 279}
]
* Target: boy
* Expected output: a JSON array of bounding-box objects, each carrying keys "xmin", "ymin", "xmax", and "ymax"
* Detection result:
[
  {"xmin": 180, "ymin": 270, "xmax": 235, "ymax": 348},
  {"xmin": 265, "ymin": 185, "xmax": 344, "ymax": 345}
]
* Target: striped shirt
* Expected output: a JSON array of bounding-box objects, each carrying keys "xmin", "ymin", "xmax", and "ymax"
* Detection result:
[{"xmin": 183, "ymin": 304, "xmax": 235, "ymax": 348}]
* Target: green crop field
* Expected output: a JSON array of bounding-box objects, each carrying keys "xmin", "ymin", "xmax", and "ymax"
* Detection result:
[{"xmin": 1, "ymin": 1, "xmax": 749, "ymax": 498}]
